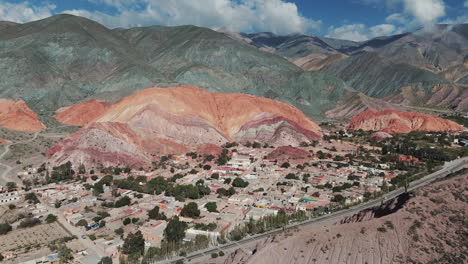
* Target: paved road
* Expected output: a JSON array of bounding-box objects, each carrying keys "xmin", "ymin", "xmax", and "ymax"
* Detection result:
[
  {"xmin": 0, "ymin": 131, "xmax": 39, "ymax": 185},
  {"xmin": 159, "ymin": 157, "xmax": 467, "ymax": 264}
]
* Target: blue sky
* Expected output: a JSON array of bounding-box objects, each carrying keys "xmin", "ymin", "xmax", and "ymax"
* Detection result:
[{"xmin": 1, "ymin": 0, "xmax": 467, "ymax": 41}]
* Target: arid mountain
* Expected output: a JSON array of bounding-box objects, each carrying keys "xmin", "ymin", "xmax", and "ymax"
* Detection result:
[
  {"xmin": 320, "ymin": 52, "xmax": 448, "ymax": 98},
  {"xmin": 54, "ymin": 99, "xmax": 110, "ymax": 126},
  {"xmin": 228, "ymin": 25, "xmax": 468, "ymax": 112},
  {"xmin": 347, "ymin": 109, "xmax": 464, "ymax": 133},
  {"xmin": 224, "ymin": 171, "xmax": 467, "ymax": 264},
  {"xmin": 344, "ymin": 24, "xmax": 468, "ymax": 82},
  {"xmin": 385, "ymin": 83, "xmax": 468, "ymax": 111},
  {"xmin": 325, "ymin": 91, "xmax": 403, "ymax": 120},
  {"xmin": 0, "ymin": 14, "xmax": 347, "ymax": 120},
  {"xmin": 47, "ymin": 86, "xmax": 321, "ymax": 168},
  {"xmin": 0, "ymin": 99, "xmax": 45, "ymax": 132}
]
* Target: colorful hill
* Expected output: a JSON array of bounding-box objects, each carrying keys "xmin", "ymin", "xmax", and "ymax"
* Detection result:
[
  {"xmin": 47, "ymin": 86, "xmax": 321, "ymax": 167},
  {"xmin": 54, "ymin": 99, "xmax": 110, "ymax": 126},
  {"xmin": 347, "ymin": 109, "xmax": 464, "ymax": 133},
  {"xmin": 0, "ymin": 99, "xmax": 45, "ymax": 132}
]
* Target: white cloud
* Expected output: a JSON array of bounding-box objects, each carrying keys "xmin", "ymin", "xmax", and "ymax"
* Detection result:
[
  {"xmin": 403, "ymin": 0, "xmax": 445, "ymax": 26},
  {"xmin": 441, "ymin": 15, "xmax": 468, "ymax": 25},
  {"xmin": 0, "ymin": 1, "xmax": 55, "ymax": 23},
  {"xmin": 65, "ymin": 0, "xmax": 321, "ymax": 35},
  {"xmin": 465, "ymin": 1, "xmax": 468, "ymax": 7},
  {"xmin": 326, "ymin": 23, "xmax": 397, "ymax": 41},
  {"xmin": 385, "ymin": 13, "xmax": 408, "ymax": 24}
]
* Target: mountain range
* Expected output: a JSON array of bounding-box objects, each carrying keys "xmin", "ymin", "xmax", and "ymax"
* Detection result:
[{"xmin": 0, "ymin": 14, "xmax": 466, "ymax": 125}]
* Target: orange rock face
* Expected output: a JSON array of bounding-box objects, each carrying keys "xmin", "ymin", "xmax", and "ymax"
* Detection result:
[
  {"xmin": 347, "ymin": 109, "xmax": 464, "ymax": 133},
  {"xmin": 48, "ymin": 86, "xmax": 321, "ymax": 167},
  {"xmin": 96, "ymin": 86, "xmax": 321, "ymax": 138},
  {"xmin": 0, "ymin": 99, "xmax": 45, "ymax": 132},
  {"xmin": 0, "ymin": 138, "xmax": 7, "ymax": 144},
  {"xmin": 54, "ymin": 99, "xmax": 110, "ymax": 126}
]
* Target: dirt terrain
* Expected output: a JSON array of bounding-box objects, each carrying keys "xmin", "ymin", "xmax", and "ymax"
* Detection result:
[{"xmin": 214, "ymin": 171, "xmax": 467, "ymax": 264}]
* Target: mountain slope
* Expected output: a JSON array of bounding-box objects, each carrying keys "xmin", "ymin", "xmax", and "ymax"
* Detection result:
[
  {"xmin": 320, "ymin": 52, "xmax": 448, "ymax": 98},
  {"xmin": 0, "ymin": 14, "xmax": 166, "ymax": 113},
  {"xmin": 347, "ymin": 109, "xmax": 464, "ymax": 133},
  {"xmin": 0, "ymin": 99, "xmax": 45, "ymax": 132},
  {"xmin": 0, "ymin": 14, "xmax": 348, "ymax": 120},
  {"xmin": 47, "ymin": 86, "xmax": 321, "ymax": 167}
]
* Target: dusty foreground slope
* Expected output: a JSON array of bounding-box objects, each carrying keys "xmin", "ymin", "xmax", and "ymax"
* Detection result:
[
  {"xmin": 347, "ymin": 109, "xmax": 464, "ymax": 133},
  {"xmin": 47, "ymin": 86, "xmax": 321, "ymax": 167},
  {"xmin": 0, "ymin": 99, "xmax": 45, "ymax": 132},
  {"xmin": 222, "ymin": 171, "xmax": 467, "ymax": 264}
]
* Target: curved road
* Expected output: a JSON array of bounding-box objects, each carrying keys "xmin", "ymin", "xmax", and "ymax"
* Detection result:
[
  {"xmin": 160, "ymin": 157, "xmax": 468, "ymax": 264},
  {"xmin": 0, "ymin": 131, "xmax": 40, "ymax": 185}
]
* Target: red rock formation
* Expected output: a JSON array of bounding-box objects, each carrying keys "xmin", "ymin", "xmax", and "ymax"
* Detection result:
[
  {"xmin": 196, "ymin": 144, "xmax": 223, "ymax": 156},
  {"xmin": 48, "ymin": 86, "xmax": 321, "ymax": 167},
  {"xmin": 267, "ymin": 146, "xmax": 309, "ymax": 160},
  {"xmin": 347, "ymin": 109, "xmax": 464, "ymax": 133},
  {"xmin": 0, "ymin": 138, "xmax": 7, "ymax": 144},
  {"xmin": 54, "ymin": 99, "xmax": 110, "ymax": 126},
  {"xmin": 0, "ymin": 99, "xmax": 45, "ymax": 132}
]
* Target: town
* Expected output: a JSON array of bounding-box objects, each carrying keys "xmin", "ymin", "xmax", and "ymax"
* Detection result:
[{"xmin": 0, "ymin": 125, "xmax": 466, "ymax": 264}]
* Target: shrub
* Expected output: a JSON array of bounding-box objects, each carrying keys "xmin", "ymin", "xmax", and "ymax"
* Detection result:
[
  {"xmin": 0, "ymin": 223, "xmax": 12, "ymax": 235},
  {"xmin": 211, "ymin": 253, "xmax": 218, "ymax": 258},
  {"xmin": 377, "ymin": 226, "xmax": 386, "ymax": 232},
  {"xmin": 45, "ymin": 214, "xmax": 58, "ymax": 224},
  {"xmin": 180, "ymin": 202, "xmax": 200, "ymax": 218}
]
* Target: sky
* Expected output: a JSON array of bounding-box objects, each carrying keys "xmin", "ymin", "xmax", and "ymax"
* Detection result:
[{"xmin": 0, "ymin": 0, "xmax": 467, "ymax": 41}]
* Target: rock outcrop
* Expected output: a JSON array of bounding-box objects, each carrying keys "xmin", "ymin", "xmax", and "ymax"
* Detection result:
[
  {"xmin": 0, "ymin": 99, "xmax": 45, "ymax": 132},
  {"xmin": 54, "ymin": 99, "xmax": 110, "ymax": 126},
  {"xmin": 267, "ymin": 146, "xmax": 309, "ymax": 160},
  {"xmin": 47, "ymin": 86, "xmax": 321, "ymax": 167},
  {"xmin": 347, "ymin": 109, "xmax": 464, "ymax": 133}
]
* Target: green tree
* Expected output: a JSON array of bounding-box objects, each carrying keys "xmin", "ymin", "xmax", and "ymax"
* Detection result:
[
  {"xmin": 58, "ymin": 245, "xmax": 73, "ymax": 263},
  {"xmin": 115, "ymin": 228, "xmax": 124, "ymax": 236},
  {"xmin": 115, "ymin": 196, "xmax": 131, "ymax": 207},
  {"xmin": 25, "ymin": 192, "xmax": 40, "ymax": 204},
  {"xmin": 216, "ymin": 149, "xmax": 230, "ymax": 166},
  {"xmin": 333, "ymin": 194, "xmax": 346, "ymax": 204},
  {"xmin": 6, "ymin": 182, "xmax": 16, "ymax": 189},
  {"xmin": 78, "ymin": 164, "xmax": 86, "ymax": 174},
  {"xmin": 210, "ymin": 173, "xmax": 219, "ymax": 180},
  {"xmin": 180, "ymin": 202, "xmax": 200, "ymax": 218},
  {"xmin": 98, "ymin": 256, "xmax": 113, "ymax": 264},
  {"xmin": 148, "ymin": 206, "xmax": 166, "ymax": 220},
  {"xmin": 123, "ymin": 218, "xmax": 131, "ymax": 225},
  {"xmin": 45, "ymin": 214, "xmax": 58, "ymax": 224},
  {"xmin": 164, "ymin": 217, "xmax": 188, "ymax": 243},
  {"xmin": 0, "ymin": 223, "xmax": 12, "ymax": 235},
  {"xmin": 122, "ymin": 231, "xmax": 145, "ymax": 255},
  {"xmin": 232, "ymin": 177, "xmax": 249, "ymax": 188},
  {"xmin": 204, "ymin": 202, "xmax": 218, "ymax": 213}
]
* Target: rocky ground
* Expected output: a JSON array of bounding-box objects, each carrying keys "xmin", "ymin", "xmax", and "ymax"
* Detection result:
[{"xmin": 210, "ymin": 170, "xmax": 467, "ymax": 264}]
